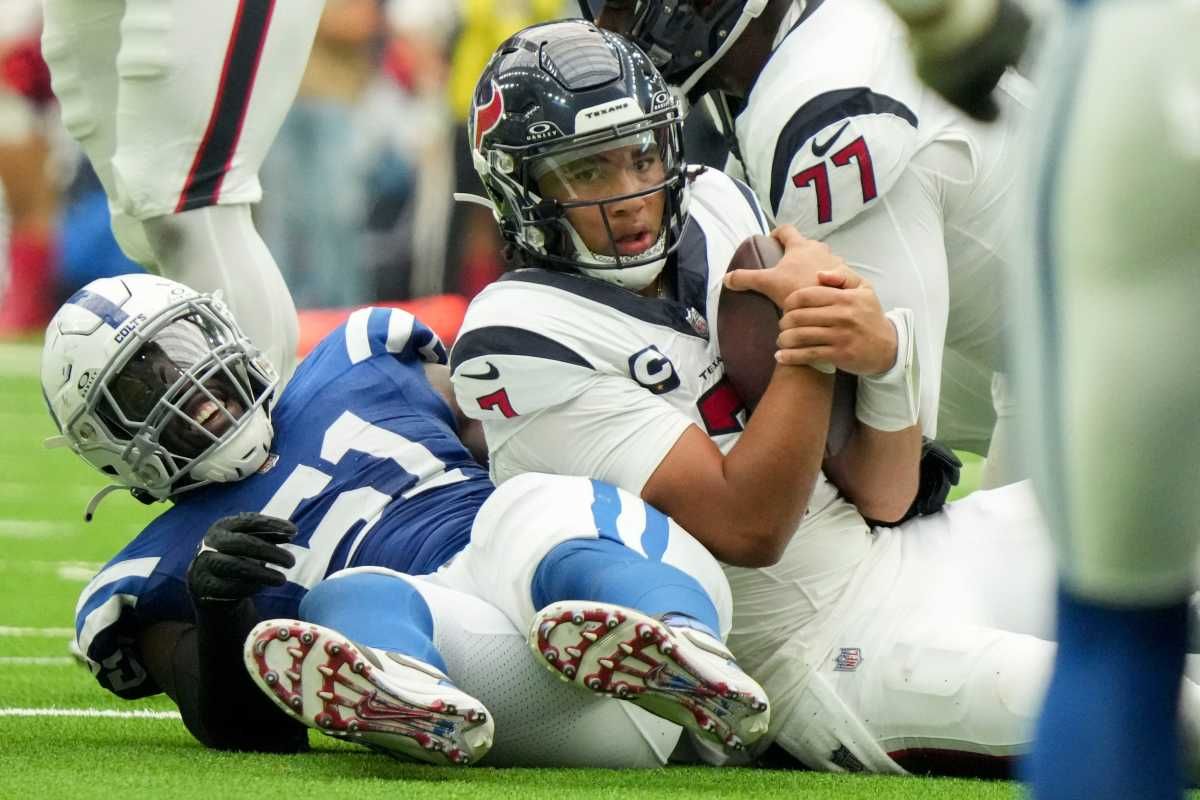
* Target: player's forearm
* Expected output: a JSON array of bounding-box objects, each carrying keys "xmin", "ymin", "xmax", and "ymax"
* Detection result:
[
  {"xmin": 824, "ymin": 422, "xmax": 921, "ymax": 523},
  {"xmin": 177, "ymin": 601, "xmax": 308, "ymax": 752},
  {"xmin": 717, "ymin": 363, "xmax": 834, "ymax": 563}
]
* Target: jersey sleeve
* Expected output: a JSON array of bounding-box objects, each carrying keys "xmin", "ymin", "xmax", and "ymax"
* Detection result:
[
  {"xmin": 340, "ymin": 307, "xmax": 447, "ymax": 367},
  {"xmin": 746, "ymin": 87, "xmax": 921, "ymax": 238},
  {"xmin": 73, "ymin": 555, "xmax": 187, "ymax": 699},
  {"xmin": 487, "ymin": 372, "xmax": 695, "ymax": 496},
  {"xmin": 450, "ymin": 292, "xmax": 602, "ymax": 421}
]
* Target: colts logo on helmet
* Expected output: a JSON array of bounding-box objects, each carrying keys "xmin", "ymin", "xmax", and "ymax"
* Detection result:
[{"xmin": 473, "ymin": 80, "xmax": 505, "ymax": 151}]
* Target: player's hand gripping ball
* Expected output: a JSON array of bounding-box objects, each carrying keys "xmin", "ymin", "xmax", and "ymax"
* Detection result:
[{"xmin": 719, "ymin": 233, "xmax": 857, "ymax": 456}]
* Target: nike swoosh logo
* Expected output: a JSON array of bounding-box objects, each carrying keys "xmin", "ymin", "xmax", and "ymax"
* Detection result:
[
  {"xmin": 811, "ymin": 121, "xmax": 850, "ymax": 158},
  {"xmin": 459, "ymin": 361, "xmax": 500, "ymax": 380}
]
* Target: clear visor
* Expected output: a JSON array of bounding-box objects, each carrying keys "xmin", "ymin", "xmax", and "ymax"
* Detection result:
[{"xmin": 531, "ymin": 129, "xmax": 673, "ymax": 204}]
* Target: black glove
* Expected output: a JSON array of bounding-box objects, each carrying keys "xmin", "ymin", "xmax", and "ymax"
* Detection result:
[
  {"xmin": 187, "ymin": 513, "xmax": 297, "ymax": 605},
  {"xmin": 911, "ymin": 0, "xmax": 1031, "ymax": 121},
  {"xmin": 910, "ymin": 437, "xmax": 963, "ymax": 519},
  {"xmin": 872, "ymin": 438, "xmax": 963, "ymax": 527},
  {"xmin": 179, "ymin": 513, "xmax": 306, "ymax": 753}
]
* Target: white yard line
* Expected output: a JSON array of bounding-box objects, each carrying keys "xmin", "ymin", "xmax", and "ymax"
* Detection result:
[
  {"xmin": 0, "ymin": 657, "xmax": 74, "ymax": 666},
  {"xmin": 0, "ymin": 559, "xmax": 103, "ymax": 579},
  {"xmin": 0, "ymin": 519, "xmax": 75, "ymax": 538},
  {"xmin": 0, "ymin": 626, "xmax": 74, "ymax": 637},
  {"xmin": 0, "ymin": 483, "xmax": 97, "ymax": 503},
  {"xmin": 0, "ymin": 707, "xmax": 180, "ymax": 719}
]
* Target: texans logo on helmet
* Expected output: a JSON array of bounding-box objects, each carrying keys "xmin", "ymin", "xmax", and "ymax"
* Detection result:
[{"xmin": 473, "ymin": 80, "xmax": 505, "ymax": 151}]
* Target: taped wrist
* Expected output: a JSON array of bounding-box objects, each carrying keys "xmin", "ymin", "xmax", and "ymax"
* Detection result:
[{"xmin": 855, "ymin": 308, "xmax": 920, "ymax": 431}]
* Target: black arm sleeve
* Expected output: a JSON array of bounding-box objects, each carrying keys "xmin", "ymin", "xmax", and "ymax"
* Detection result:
[{"xmin": 164, "ymin": 599, "xmax": 309, "ymax": 753}]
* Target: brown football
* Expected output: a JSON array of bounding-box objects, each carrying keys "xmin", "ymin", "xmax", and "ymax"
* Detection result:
[{"xmin": 717, "ymin": 233, "xmax": 856, "ymax": 456}]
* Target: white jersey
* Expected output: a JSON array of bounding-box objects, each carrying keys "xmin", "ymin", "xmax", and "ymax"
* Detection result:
[
  {"xmin": 732, "ymin": 0, "xmax": 1033, "ymax": 458},
  {"xmin": 451, "ymin": 167, "xmax": 879, "ymax": 645}
]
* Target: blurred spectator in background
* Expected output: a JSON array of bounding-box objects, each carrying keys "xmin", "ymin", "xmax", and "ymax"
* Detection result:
[
  {"xmin": 360, "ymin": 0, "xmax": 457, "ymax": 301},
  {"xmin": 442, "ymin": 0, "xmax": 564, "ymax": 298},
  {"xmin": 20, "ymin": 0, "xmax": 578, "ymax": 322},
  {"xmin": 258, "ymin": 0, "xmax": 382, "ymax": 310},
  {"xmin": 0, "ymin": 0, "xmax": 56, "ymax": 334},
  {"xmin": 261, "ymin": 0, "xmax": 567, "ymax": 308}
]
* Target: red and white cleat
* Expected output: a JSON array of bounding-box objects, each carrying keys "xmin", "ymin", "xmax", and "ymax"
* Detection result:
[
  {"xmin": 244, "ymin": 619, "xmax": 494, "ymax": 765},
  {"xmin": 529, "ymin": 601, "xmax": 770, "ymax": 752}
]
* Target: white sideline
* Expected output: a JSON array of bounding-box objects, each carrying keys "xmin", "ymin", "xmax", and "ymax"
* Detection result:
[
  {"xmin": 0, "ymin": 707, "xmax": 180, "ymax": 719},
  {"xmin": 0, "ymin": 657, "xmax": 74, "ymax": 666},
  {"xmin": 0, "ymin": 626, "xmax": 73, "ymax": 637}
]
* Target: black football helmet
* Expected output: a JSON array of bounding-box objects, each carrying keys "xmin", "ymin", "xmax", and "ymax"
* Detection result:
[
  {"xmin": 468, "ymin": 20, "xmax": 690, "ymax": 290},
  {"xmin": 578, "ymin": 0, "xmax": 770, "ymax": 98}
]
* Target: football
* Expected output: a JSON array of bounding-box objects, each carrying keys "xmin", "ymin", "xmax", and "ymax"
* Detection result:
[{"xmin": 717, "ymin": 234, "xmax": 856, "ymax": 456}]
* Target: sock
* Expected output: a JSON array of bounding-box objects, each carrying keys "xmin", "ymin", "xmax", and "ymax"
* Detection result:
[
  {"xmin": 532, "ymin": 537, "xmax": 721, "ymax": 637},
  {"xmin": 298, "ymin": 572, "xmax": 448, "ymax": 674},
  {"xmin": 141, "ymin": 204, "xmax": 298, "ymax": 383},
  {"xmin": 0, "ymin": 227, "xmax": 54, "ymax": 331},
  {"xmin": 659, "ymin": 612, "xmax": 720, "ymax": 643},
  {"xmin": 1027, "ymin": 587, "xmax": 1187, "ymax": 800}
]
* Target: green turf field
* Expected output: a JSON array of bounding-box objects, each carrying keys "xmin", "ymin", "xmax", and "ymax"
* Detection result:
[{"xmin": 0, "ymin": 340, "xmax": 1018, "ymax": 798}]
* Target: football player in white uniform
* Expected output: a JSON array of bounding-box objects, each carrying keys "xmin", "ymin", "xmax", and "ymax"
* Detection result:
[
  {"xmin": 40, "ymin": 0, "xmax": 324, "ymax": 383},
  {"xmin": 450, "ymin": 21, "xmax": 1200, "ymax": 776},
  {"xmin": 886, "ymin": 0, "xmax": 1200, "ymax": 795},
  {"xmin": 587, "ymin": 0, "xmax": 1032, "ymax": 486}
]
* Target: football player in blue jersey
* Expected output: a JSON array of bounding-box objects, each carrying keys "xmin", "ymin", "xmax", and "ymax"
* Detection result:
[{"xmin": 43, "ymin": 273, "xmax": 769, "ymax": 766}]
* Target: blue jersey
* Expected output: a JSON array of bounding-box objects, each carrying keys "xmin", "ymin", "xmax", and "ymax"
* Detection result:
[{"xmin": 74, "ymin": 308, "xmax": 494, "ymax": 699}]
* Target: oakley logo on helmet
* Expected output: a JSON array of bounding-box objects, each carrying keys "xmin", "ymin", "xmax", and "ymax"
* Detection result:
[
  {"xmin": 651, "ymin": 90, "xmax": 673, "ymax": 111},
  {"xmin": 77, "ymin": 369, "xmax": 96, "ymax": 397},
  {"xmin": 526, "ymin": 121, "xmax": 563, "ymax": 142},
  {"xmin": 473, "ymin": 80, "xmax": 505, "ymax": 151}
]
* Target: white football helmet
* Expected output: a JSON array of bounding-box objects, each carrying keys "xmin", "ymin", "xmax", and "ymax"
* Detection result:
[{"xmin": 41, "ymin": 274, "xmax": 278, "ymax": 513}]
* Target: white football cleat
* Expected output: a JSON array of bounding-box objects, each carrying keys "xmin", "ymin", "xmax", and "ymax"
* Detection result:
[
  {"xmin": 529, "ymin": 601, "xmax": 770, "ymax": 752},
  {"xmin": 244, "ymin": 619, "xmax": 494, "ymax": 765}
]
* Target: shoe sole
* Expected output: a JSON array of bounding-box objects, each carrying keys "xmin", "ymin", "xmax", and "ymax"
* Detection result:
[
  {"xmin": 244, "ymin": 619, "xmax": 493, "ymax": 765},
  {"xmin": 530, "ymin": 602, "xmax": 769, "ymax": 751}
]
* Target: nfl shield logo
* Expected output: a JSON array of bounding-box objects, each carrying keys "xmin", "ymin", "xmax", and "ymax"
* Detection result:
[
  {"xmin": 685, "ymin": 307, "xmax": 709, "ymax": 336},
  {"xmin": 834, "ymin": 647, "xmax": 863, "ymax": 672}
]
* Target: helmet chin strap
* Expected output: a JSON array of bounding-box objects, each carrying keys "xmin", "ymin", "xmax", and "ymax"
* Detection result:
[
  {"xmin": 563, "ymin": 218, "xmax": 669, "ymax": 291},
  {"xmin": 188, "ymin": 406, "xmax": 274, "ymax": 483},
  {"xmin": 453, "ymin": 192, "xmax": 498, "ymax": 212},
  {"xmin": 676, "ymin": 0, "xmax": 772, "ymax": 99},
  {"xmin": 579, "ymin": 256, "xmax": 667, "ymax": 291}
]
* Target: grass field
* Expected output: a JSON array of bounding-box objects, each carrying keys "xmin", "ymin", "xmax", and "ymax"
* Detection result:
[{"xmin": 0, "ymin": 340, "xmax": 1019, "ymax": 798}]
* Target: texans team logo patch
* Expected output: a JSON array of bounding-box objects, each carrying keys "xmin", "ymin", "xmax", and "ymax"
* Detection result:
[
  {"xmin": 473, "ymin": 80, "xmax": 505, "ymax": 151},
  {"xmin": 834, "ymin": 647, "xmax": 862, "ymax": 672}
]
